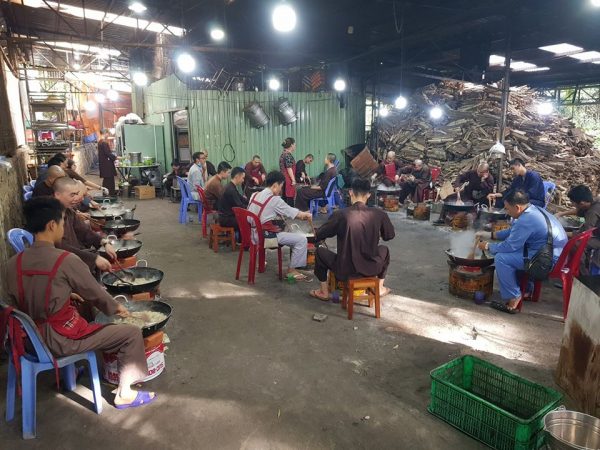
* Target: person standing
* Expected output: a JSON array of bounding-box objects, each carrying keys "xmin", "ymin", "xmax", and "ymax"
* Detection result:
[
  {"xmin": 279, "ymin": 137, "xmax": 297, "ymax": 206},
  {"xmin": 97, "ymin": 129, "xmax": 118, "ymax": 195}
]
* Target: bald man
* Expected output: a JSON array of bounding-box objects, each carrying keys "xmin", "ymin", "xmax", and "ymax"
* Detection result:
[
  {"xmin": 376, "ymin": 151, "xmax": 403, "ymax": 187},
  {"xmin": 32, "ymin": 166, "xmax": 66, "ymax": 198},
  {"xmin": 398, "ymin": 159, "xmax": 431, "ymax": 203},
  {"xmin": 53, "ymin": 177, "xmax": 115, "ymax": 272}
]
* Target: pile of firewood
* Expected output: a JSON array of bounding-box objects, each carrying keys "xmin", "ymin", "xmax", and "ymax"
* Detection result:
[{"xmin": 378, "ymin": 81, "xmax": 599, "ymax": 205}]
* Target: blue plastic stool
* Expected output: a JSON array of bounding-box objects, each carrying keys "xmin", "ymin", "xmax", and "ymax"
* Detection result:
[
  {"xmin": 176, "ymin": 176, "xmax": 203, "ymax": 224},
  {"xmin": 29, "ymin": 180, "xmax": 36, "ymax": 188},
  {"xmin": 3, "ymin": 307, "xmax": 102, "ymax": 439},
  {"xmin": 7, "ymin": 228, "xmax": 34, "ymax": 253},
  {"xmin": 309, "ymin": 177, "xmax": 340, "ymax": 218}
]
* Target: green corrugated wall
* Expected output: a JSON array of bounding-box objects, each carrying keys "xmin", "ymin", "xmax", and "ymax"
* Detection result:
[{"xmin": 142, "ymin": 75, "xmax": 365, "ymax": 177}]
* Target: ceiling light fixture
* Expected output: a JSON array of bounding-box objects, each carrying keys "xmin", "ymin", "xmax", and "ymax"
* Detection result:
[
  {"xmin": 272, "ymin": 4, "xmax": 297, "ymax": 32},
  {"xmin": 429, "ymin": 106, "xmax": 443, "ymax": 120},
  {"xmin": 84, "ymin": 100, "xmax": 97, "ymax": 112},
  {"xmin": 537, "ymin": 102, "xmax": 554, "ymax": 116},
  {"xmin": 509, "ymin": 61, "xmax": 538, "ymax": 71},
  {"xmin": 95, "ymin": 92, "xmax": 105, "ymax": 103},
  {"xmin": 72, "ymin": 63, "xmax": 81, "ymax": 71},
  {"xmin": 106, "ymin": 89, "xmax": 119, "ymax": 101},
  {"xmin": 394, "ymin": 96, "xmax": 408, "ymax": 109},
  {"xmin": 210, "ymin": 28, "xmax": 225, "ymax": 41},
  {"xmin": 176, "ymin": 53, "xmax": 196, "ymax": 73},
  {"xmin": 132, "ymin": 71, "xmax": 148, "ymax": 86},
  {"xmin": 591, "ymin": 0, "xmax": 600, "ymax": 7},
  {"xmin": 539, "ymin": 43, "xmax": 583, "ymax": 56},
  {"xmin": 268, "ymin": 78, "xmax": 281, "ymax": 91},
  {"xmin": 489, "ymin": 54, "xmax": 506, "ymax": 66},
  {"xmin": 524, "ymin": 67, "xmax": 551, "ymax": 72},
  {"xmin": 333, "ymin": 78, "xmax": 346, "ymax": 92},
  {"xmin": 128, "ymin": 2, "xmax": 147, "ymax": 13},
  {"xmin": 568, "ymin": 51, "xmax": 600, "ymax": 62},
  {"xmin": 379, "ymin": 106, "xmax": 390, "ymax": 118}
]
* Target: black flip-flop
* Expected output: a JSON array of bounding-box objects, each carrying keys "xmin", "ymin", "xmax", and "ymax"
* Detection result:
[{"xmin": 490, "ymin": 301, "xmax": 518, "ymax": 314}]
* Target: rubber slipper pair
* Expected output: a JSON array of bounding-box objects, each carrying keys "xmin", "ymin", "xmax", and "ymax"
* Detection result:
[
  {"xmin": 115, "ymin": 391, "xmax": 157, "ymax": 410},
  {"xmin": 289, "ymin": 273, "xmax": 313, "ymax": 282},
  {"xmin": 490, "ymin": 301, "xmax": 520, "ymax": 314},
  {"xmin": 309, "ymin": 289, "xmax": 330, "ymax": 302}
]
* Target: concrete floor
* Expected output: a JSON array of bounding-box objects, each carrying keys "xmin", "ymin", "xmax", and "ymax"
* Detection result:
[{"xmin": 0, "ymin": 194, "xmax": 569, "ymax": 449}]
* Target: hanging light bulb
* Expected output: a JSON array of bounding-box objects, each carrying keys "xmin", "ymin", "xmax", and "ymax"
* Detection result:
[
  {"xmin": 537, "ymin": 102, "xmax": 554, "ymax": 116},
  {"xmin": 379, "ymin": 106, "xmax": 390, "ymax": 117},
  {"xmin": 72, "ymin": 63, "xmax": 81, "ymax": 71},
  {"xmin": 128, "ymin": 2, "xmax": 147, "ymax": 13},
  {"xmin": 268, "ymin": 78, "xmax": 281, "ymax": 91},
  {"xmin": 95, "ymin": 93, "xmax": 106, "ymax": 103},
  {"xmin": 177, "ymin": 53, "xmax": 196, "ymax": 73},
  {"xmin": 84, "ymin": 100, "xmax": 97, "ymax": 112},
  {"xmin": 210, "ymin": 28, "xmax": 225, "ymax": 41},
  {"xmin": 333, "ymin": 78, "xmax": 346, "ymax": 92},
  {"xmin": 394, "ymin": 96, "xmax": 408, "ymax": 109},
  {"xmin": 132, "ymin": 71, "xmax": 148, "ymax": 86},
  {"xmin": 429, "ymin": 106, "xmax": 443, "ymax": 120},
  {"xmin": 106, "ymin": 89, "xmax": 119, "ymax": 101},
  {"xmin": 272, "ymin": 4, "xmax": 297, "ymax": 32}
]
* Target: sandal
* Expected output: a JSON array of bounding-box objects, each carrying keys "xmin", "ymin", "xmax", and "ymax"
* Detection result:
[
  {"xmin": 289, "ymin": 272, "xmax": 313, "ymax": 282},
  {"xmin": 115, "ymin": 391, "xmax": 157, "ymax": 410},
  {"xmin": 310, "ymin": 289, "xmax": 330, "ymax": 302},
  {"xmin": 490, "ymin": 301, "xmax": 521, "ymax": 314}
]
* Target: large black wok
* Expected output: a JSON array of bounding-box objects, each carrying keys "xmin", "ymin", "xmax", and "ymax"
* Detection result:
[
  {"xmin": 98, "ymin": 239, "xmax": 143, "ymax": 259},
  {"xmin": 92, "ymin": 195, "xmax": 119, "ymax": 204},
  {"xmin": 101, "ymin": 219, "xmax": 140, "ymax": 237},
  {"xmin": 478, "ymin": 207, "xmax": 509, "ymax": 221},
  {"xmin": 444, "ymin": 201, "xmax": 477, "ymax": 213},
  {"xmin": 102, "ymin": 265, "xmax": 163, "ymax": 295},
  {"xmin": 95, "ymin": 296, "xmax": 172, "ymax": 337},
  {"xmin": 445, "ymin": 249, "xmax": 495, "ymax": 268}
]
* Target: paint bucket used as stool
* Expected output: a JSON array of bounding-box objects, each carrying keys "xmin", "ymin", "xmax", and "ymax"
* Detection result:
[
  {"xmin": 305, "ymin": 244, "xmax": 316, "ymax": 269},
  {"xmin": 102, "ymin": 331, "xmax": 165, "ymax": 384}
]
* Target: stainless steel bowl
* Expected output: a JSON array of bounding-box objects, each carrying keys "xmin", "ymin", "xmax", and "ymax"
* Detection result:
[{"xmin": 544, "ymin": 409, "xmax": 600, "ymax": 450}]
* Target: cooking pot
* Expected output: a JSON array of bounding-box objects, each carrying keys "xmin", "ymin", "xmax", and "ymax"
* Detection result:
[
  {"xmin": 98, "ymin": 236, "xmax": 143, "ymax": 259},
  {"xmin": 142, "ymin": 156, "xmax": 155, "ymax": 165},
  {"xmin": 444, "ymin": 201, "xmax": 477, "ymax": 213},
  {"xmin": 101, "ymin": 260, "xmax": 163, "ymax": 295},
  {"xmin": 101, "ymin": 218, "xmax": 140, "ymax": 237},
  {"xmin": 445, "ymin": 249, "xmax": 495, "ymax": 268},
  {"xmin": 95, "ymin": 295, "xmax": 172, "ymax": 338},
  {"xmin": 129, "ymin": 152, "xmax": 142, "ymax": 165},
  {"xmin": 478, "ymin": 205, "xmax": 509, "ymax": 221}
]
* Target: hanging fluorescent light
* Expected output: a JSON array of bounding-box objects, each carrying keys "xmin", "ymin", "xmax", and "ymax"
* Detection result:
[
  {"xmin": 524, "ymin": 67, "xmax": 550, "ymax": 73},
  {"xmin": 177, "ymin": 53, "xmax": 196, "ymax": 73},
  {"xmin": 84, "ymin": 100, "xmax": 97, "ymax": 111},
  {"xmin": 210, "ymin": 28, "xmax": 225, "ymax": 41},
  {"xmin": 429, "ymin": 106, "xmax": 443, "ymax": 120},
  {"xmin": 106, "ymin": 89, "xmax": 119, "ymax": 101},
  {"xmin": 132, "ymin": 71, "xmax": 148, "ymax": 86},
  {"xmin": 128, "ymin": 2, "xmax": 147, "ymax": 13},
  {"xmin": 272, "ymin": 4, "xmax": 297, "ymax": 32},
  {"xmin": 333, "ymin": 78, "xmax": 346, "ymax": 92},
  {"xmin": 268, "ymin": 78, "xmax": 281, "ymax": 91},
  {"xmin": 72, "ymin": 63, "xmax": 81, "ymax": 70},
  {"xmin": 394, "ymin": 96, "xmax": 408, "ymax": 109},
  {"xmin": 537, "ymin": 102, "xmax": 554, "ymax": 116},
  {"xmin": 539, "ymin": 43, "xmax": 583, "ymax": 56},
  {"xmin": 95, "ymin": 93, "xmax": 106, "ymax": 103}
]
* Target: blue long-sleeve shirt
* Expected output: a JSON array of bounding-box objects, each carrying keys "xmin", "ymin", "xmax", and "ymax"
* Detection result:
[
  {"xmin": 490, "ymin": 206, "xmax": 567, "ymax": 260},
  {"xmin": 504, "ymin": 170, "xmax": 546, "ymax": 207}
]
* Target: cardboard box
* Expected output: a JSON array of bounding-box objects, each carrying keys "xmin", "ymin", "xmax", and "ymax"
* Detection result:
[{"xmin": 134, "ymin": 185, "xmax": 156, "ymax": 200}]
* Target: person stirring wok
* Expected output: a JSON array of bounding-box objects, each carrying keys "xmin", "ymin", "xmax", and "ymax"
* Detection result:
[{"xmin": 2, "ymin": 197, "xmax": 155, "ymax": 408}]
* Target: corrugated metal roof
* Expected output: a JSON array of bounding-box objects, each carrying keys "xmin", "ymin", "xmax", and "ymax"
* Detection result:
[{"xmin": 143, "ymin": 75, "xmax": 365, "ymax": 176}]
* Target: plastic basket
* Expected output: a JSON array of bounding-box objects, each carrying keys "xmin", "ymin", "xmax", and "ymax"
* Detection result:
[{"xmin": 428, "ymin": 355, "xmax": 562, "ymax": 450}]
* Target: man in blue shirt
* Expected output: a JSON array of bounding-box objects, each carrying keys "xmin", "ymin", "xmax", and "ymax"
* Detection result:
[
  {"xmin": 487, "ymin": 158, "xmax": 546, "ymax": 208},
  {"xmin": 477, "ymin": 190, "xmax": 567, "ymax": 313}
]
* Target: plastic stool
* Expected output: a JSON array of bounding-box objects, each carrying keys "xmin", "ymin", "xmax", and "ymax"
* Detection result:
[{"xmin": 209, "ymin": 223, "xmax": 236, "ymax": 253}]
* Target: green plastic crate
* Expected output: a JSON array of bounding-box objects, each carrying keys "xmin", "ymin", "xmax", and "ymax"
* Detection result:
[{"xmin": 428, "ymin": 355, "xmax": 562, "ymax": 450}]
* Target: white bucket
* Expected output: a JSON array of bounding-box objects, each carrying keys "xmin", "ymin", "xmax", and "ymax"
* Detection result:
[{"xmin": 102, "ymin": 343, "xmax": 165, "ymax": 384}]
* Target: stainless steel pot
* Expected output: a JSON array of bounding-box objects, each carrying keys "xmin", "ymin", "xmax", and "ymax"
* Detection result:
[
  {"xmin": 129, "ymin": 152, "xmax": 142, "ymax": 165},
  {"xmin": 544, "ymin": 409, "xmax": 600, "ymax": 450}
]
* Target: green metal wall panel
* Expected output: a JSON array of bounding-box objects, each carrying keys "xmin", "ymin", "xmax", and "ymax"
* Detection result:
[{"xmin": 143, "ymin": 75, "xmax": 365, "ymax": 178}]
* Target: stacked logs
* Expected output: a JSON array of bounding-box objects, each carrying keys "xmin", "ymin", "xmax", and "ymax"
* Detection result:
[{"xmin": 379, "ymin": 81, "xmax": 599, "ymax": 205}]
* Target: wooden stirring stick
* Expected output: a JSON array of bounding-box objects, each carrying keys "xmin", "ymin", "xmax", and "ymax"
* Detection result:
[{"xmin": 467, "ymin": 237, "xmax": 479, "ymax": 259}]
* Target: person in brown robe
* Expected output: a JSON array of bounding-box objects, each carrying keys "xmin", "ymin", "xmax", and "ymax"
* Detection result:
[
  {"xmin": 398, "ymin": 159, "xmax": 431, "ymax": 203},
  {"xmin": 32, "ymin": 166, "xmax": 66, "ymax": 198},
  {"xmin": 204, "ymin": 161, "xmax": 231, "ymax": 210},
  {"xmin": 295, "ymin": 153, "xmax": 338, "ymax": 211},
  {"xmin": 244, "ymin": 156, "xmax": 267, "ymax": 187},
  {"xmin": 310, "ymin": 177, "xmax": 395, "ymax": 301},
  {"xmin": 5, "ymin": 197, "xmax": 154, "ymax": 408},
  {"xmin": 97, "ymin": 129, "xmax": 118, "ymax": 195},
  {"xmin": 52, "ymin": 177, "xmax": 115, "ymax": 272}
]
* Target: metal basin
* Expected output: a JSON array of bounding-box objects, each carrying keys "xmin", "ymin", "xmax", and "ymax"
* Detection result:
[{"xmin": 544, "ymin": 410, "xmax": 600, "ymax": 450}]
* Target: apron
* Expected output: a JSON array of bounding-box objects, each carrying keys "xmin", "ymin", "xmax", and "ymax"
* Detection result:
[
  {"xmin": 279, "ymin": 152, "xmax": 297, "ymax": 199},
  {"xmin": 384, "ymin": 163, "xmax": 397, "ymax": 182}
]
